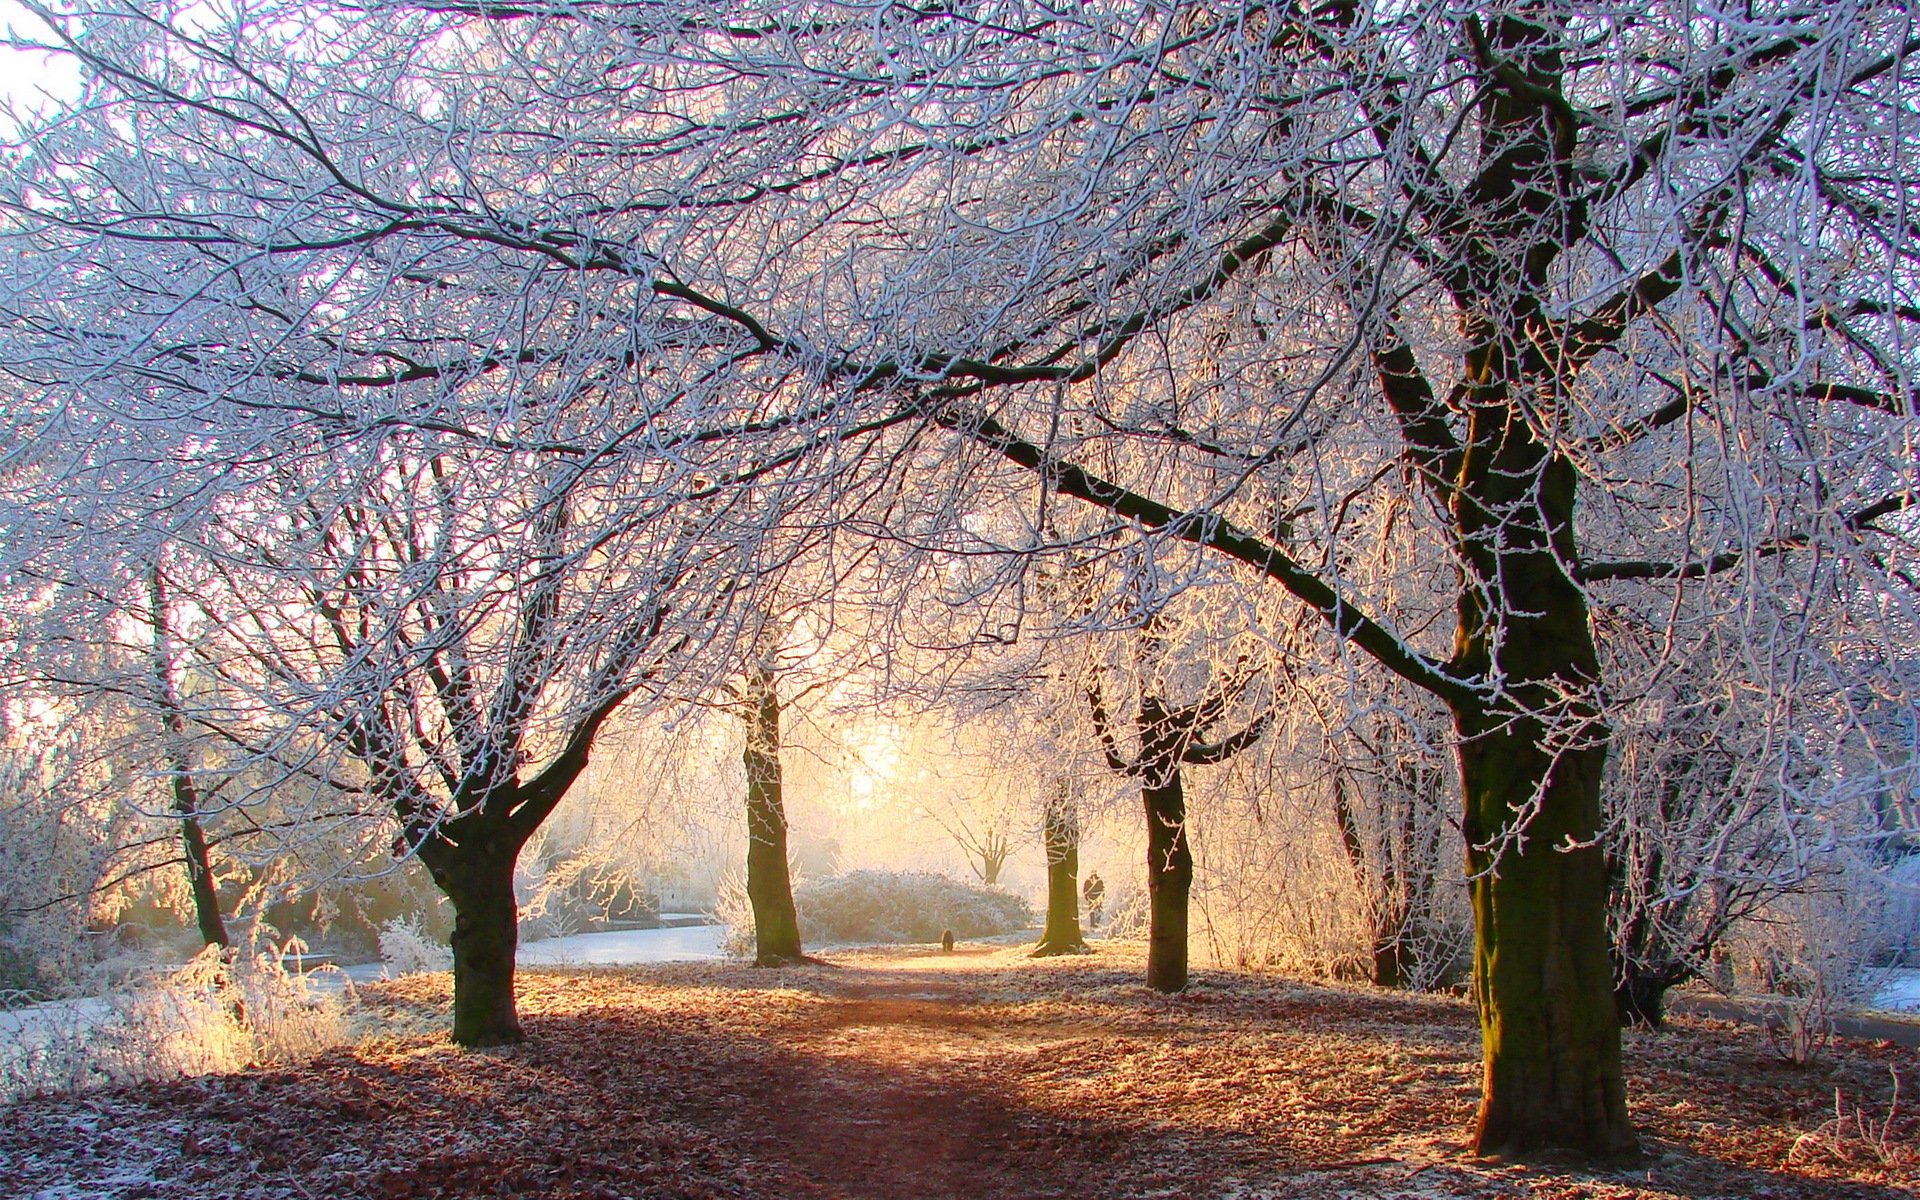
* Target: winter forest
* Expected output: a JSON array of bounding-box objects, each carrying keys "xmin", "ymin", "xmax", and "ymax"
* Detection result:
[{"xmin": 0, "ymin": 1, "xmax": 1917, "ymax": 1196}]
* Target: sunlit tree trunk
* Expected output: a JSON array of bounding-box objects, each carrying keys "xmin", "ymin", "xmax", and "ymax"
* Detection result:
[
  {"xmin": 428, "ymin": 843, "xmax": 523, "ymax": 1046},
  {"xmin": 743, "ymin": 664, "xmax": 803, "ymax": 966},
  {"xmin": 1031, "ymin": 778, "xmax": 1086, "ymax": 957}
]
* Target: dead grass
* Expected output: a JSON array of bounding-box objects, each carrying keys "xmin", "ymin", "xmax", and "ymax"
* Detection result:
[{"xmin": 1, "ymin": 942, "xmax": 1914, "ymax": 1199}]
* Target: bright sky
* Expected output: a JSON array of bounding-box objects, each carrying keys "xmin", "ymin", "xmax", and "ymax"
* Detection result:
[{"xmin": 0, "ymin": 1, "xmax": 83, "ymax": 123}]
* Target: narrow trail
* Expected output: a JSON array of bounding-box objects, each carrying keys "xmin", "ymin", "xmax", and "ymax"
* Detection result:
[{"xmin": 698, "ymin": 950, "xmax": 1154, "ymax": 1200}]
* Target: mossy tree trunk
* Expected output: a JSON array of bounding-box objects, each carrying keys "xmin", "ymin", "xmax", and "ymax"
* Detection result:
[
  {"xmin": 1448, "ymin": 317, "xmax": 1635, "ymax": 1156},
  {"xmin": 1032, "ymin": 778, "xmax": 1086, "ymax": 957},
  {"xmin": 1456, "ymin": 702, "xmax": 1631, "ymax": 1157},
  {"xmin": 743, "ymin": 664, "xmax": 804, "ymax": 966}
]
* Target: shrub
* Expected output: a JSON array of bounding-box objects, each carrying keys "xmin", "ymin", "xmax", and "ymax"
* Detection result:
[
  {"xmin": 791, "ymin": 870, "xmax": 1033, "ymax": 945},
  {"xmin": 0, "ymin": 943, "xmax": 349, "ymax": 1102},
  {"xmin": 378, "ymin": 917, "xmax": 451, "ymax": 975}
]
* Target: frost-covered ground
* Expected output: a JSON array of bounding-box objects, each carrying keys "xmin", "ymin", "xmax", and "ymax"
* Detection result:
[
  {"xmin": 2, "ymin": 944, "xmax": 1914, "ymax": 1199},
  {"xmin": 1, "ymin": 924, "xmax": 730, "ymax": 1099}
]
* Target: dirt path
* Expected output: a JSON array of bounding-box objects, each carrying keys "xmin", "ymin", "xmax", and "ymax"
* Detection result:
[
  {"xmin": 1, "ymin": 944, "xmax": 1914, "ymax": 1199},
  {"xmin": 651, "ymin": 951, "xmax": 1183, "ymax": 1200}
]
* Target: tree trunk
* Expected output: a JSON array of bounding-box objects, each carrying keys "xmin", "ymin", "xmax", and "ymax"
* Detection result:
[
  {"xmin": 177, "ymin": 803, "xmax": 229, "ymax": 951},
  {"xmin": 1333, "ymin": 774, "xmax": 1417, "ymax": 989},
  {"xmin": 744, "ymin": 669, "xmax": 803, "ymax": 966},
  {"xmin": 1143, "ymin": 774, "xmax": 1191, "ymax": 992},
  {"xmin": 442, "ymin": 850, "xmax": 524, "ymax": 1047},
  {"xmin": 1613, "ymin": 959, "xmax": 1688, "ymax": 1029},
  {"xmin": 1032, "ymin": 779, "xmax": 1086, "ymax": 957},
  {"xmin": 1457, "ymin": 707, "xmax": 1634, "ymax": 1158},
  {"xmin": 1370, "ymin": 926, "xmax": 1414, "ymax": 991},
  {"xmin": 148, "ymin": 564, "xmax": 229, "ymax": 951}
]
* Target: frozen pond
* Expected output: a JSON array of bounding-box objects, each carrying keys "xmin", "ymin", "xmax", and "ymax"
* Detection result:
[
  {"xmin": 518, "ymin": 923, "xmax": 729, "ymax": 967},
  {"xmin": 1871, "ymin": 967, "xmax": 1920, "ymax": 1013}
]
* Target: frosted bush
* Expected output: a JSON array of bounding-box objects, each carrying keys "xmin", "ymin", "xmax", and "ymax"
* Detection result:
[
  {"xmin": 1737, "ymin": 855, "xmax": 1920, "ymax": 1063},
  {"xmin": 713, "ymin": 870, "xmax": 757, "ymax": 958},
  {"xmin": 792, "ymin": 870, "xmax": 1033, "ymax": 945},
  {"xmin": 1102, "ymin": 882, "xmax": 1151, "ymax": 941},
  {"xmin": 379, "ymin": 917, "xmax": 452, "ymax": 975},
  {"xmin": 0, "ymin": 943, "xmax": 349, "ymax": 1102}
]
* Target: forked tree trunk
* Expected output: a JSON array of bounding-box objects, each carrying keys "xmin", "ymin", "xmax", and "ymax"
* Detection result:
[
  {"xmin": 1032, "ymin": 779, "xmax": 1086, "ymax": 957},
  {"xmin": 1143, "ymin": 775, "xmax": 1191, "ymax": 992},
  {"xmin": 743, "ymin": 670, "xmax": 804, "ymax": 966},
  {"xmin": 1613, "ymin": 958, "xmax": 1689, "ymax": 1029},
  {"xmin": 440, "ymin": 849, "xmax": 524, "ymax": 1047}
]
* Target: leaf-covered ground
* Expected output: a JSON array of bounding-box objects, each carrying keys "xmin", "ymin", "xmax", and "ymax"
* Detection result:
[{"xmin": 2, "ymin": 943, "xmax": 1915, "ymax": 1199}]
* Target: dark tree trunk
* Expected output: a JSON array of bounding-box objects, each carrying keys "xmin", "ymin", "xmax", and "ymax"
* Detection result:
[
  {"xmin": 147, "ymin": 564, "xmax": 229, "ymax": 952},
  {"xmin": 1458, "ymin": 711, "xmax": 1630, "ymax": 1158},
  {"xmin": 1613, "ymin": 959, "xmax": 1689, "ymax": 1029},
  {"xmin": 1446, "ymin": 433, "xmax": 1637, "ymax": 1156},
  {"xmin": 1370, "ymin": 929, "xmax": 1415, "ymax": 992},
  {"xmin": 1032, "ymin": 779, "xmax": 1086, "ymax": 957},
  {"xmin": 440, "ymin": 849, "xmax": 524, "ymax": 1047},
  {"xmin": 1441, "ymin": 16, "xmax": 1637, "ymax": 1158},
  {"xmin": 743, "ymin": 668, "xmax": 804, "ymax": 966},
  {"xmin": 1143, "ymin": 775, "xmax": 1191, "ymax": 993},
  {"xmin": 177, "ymin": 798, "xmax": 229, "ymax": 951}
]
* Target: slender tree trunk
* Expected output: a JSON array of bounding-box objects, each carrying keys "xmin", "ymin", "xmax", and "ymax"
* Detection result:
[
  {"xmin": 147, "ymin": 565, "xmax": 229, "ymax": 951},
  {"xmin": 743, "ymin": 669, "xmax": 803, "ymax": 966},
  {"xmin": 1333, "ymin": 774, "xmax": 1415, "ymax": 988},
  {"xmin": 1032, "ymin": 779, "xmax": 1086, "ymax": 957},
  {"xmin": 1143, "ymin": 774, "xmax": 1191, "ymax": 992},
  {"xmin": 175, "ymin": 789, "xmax": 229, "ymax": 951},
  {"xmin": 440, "ymin": 849, "xmax": 524, "ymax": 1046}
]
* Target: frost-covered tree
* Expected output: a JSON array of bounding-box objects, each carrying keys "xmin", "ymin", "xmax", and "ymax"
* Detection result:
[{"xmin": 6, "ymin": 0, "xmax": 1917, "ymax": 1159}]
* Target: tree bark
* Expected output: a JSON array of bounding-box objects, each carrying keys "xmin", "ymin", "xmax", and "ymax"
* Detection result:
[
  {"xmin": 176, "ymin": 797, "xmax": 229, "ymax": 952},
  {"xmin": 743, "ymin": 667, "xmax": 804, "ymax": 966},
  {"xmin": 1459, "ymin": 713, "xmax": 1631, "ymax": 1157},
  {"xmin": 1143, "ymin": 775, "xmax": 1191, "ymax": 992},
  {"xmin": 1032, "ymin": 779, "xmax": 1086, "ymax": 957},
  {"xmin": 147, "ymin": 565, "xmax": 229, "ymax": 952},
  {"xmin": 439, "ymin": 849, "xmax": 524, "ymax": 1047}
]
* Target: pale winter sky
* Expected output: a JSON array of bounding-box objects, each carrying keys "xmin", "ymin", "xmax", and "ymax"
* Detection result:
[{"xmin": 0, "ymin": 1, "xmax": 82, "ymax": 124}]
